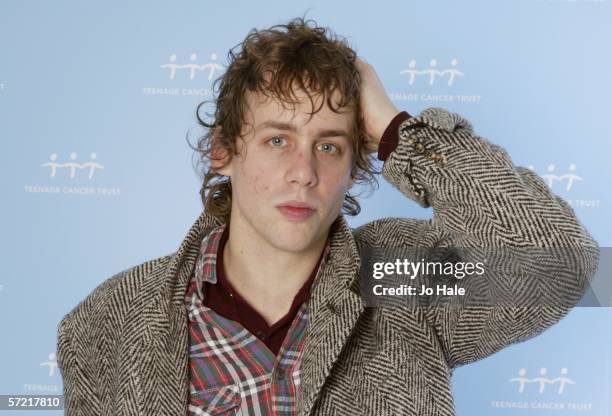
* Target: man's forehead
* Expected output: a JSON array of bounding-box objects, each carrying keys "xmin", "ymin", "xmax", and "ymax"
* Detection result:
[{"xmin": 244, "ymin": 89, "xmax": 354, "ymax": 128}]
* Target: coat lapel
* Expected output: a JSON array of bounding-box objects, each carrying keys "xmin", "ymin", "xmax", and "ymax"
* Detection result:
[
  {"xmin": 133, "ymin": 210, "xmax": 221, "ymax": 415},
  {"xmin": 299, "ymin": 216, "xmax": 364, "ymax": 416}
]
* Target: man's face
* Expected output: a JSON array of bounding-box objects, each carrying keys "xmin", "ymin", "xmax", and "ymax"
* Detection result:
[{"xmin": 216, "ymin": 88, "xmax": 355, "ymax": 254}]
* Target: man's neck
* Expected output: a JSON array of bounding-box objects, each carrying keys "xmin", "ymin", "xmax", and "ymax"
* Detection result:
[{"xmin": 221, "ymin": 221, "xmax": 329, "ymax": 325}]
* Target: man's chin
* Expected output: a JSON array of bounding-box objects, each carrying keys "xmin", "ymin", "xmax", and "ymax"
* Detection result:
[
  {"xmin": 270, "ymin": 235, "xmax": 316, "ymax": 253},
  {"xmin": 267, "ymin": 227, "xmax": 324, "ymax": 253}
]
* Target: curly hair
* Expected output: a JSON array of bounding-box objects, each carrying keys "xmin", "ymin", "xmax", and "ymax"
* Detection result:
[{"xmin": 193, "ymin": 17, "xmax": 379, "ymax": 224}]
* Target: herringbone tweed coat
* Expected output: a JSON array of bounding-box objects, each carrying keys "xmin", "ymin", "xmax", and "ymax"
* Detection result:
[{"xmin": 57, "ymin": 107, "xmax": 599, "ymax": 415}]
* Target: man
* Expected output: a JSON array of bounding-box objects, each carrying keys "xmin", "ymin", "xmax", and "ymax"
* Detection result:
[{"xmin": 57, "ymin": 18, "xmax": 598, "ymax": 416}]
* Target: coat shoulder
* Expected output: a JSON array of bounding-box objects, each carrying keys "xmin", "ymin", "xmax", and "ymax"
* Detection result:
[{"xmin": 57, "ymin": 254, "xmax": 173, "ymax": 338}]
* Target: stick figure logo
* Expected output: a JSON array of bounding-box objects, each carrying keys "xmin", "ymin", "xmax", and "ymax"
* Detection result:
[{"xmin": 400, "ymin": 58, "xmax": 464, "ymax": 86}]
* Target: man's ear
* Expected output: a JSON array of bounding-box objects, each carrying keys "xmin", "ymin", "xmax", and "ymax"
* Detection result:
[{"xmin": 210, "ymin": 127, "xmax": 232, "ymax": 177}]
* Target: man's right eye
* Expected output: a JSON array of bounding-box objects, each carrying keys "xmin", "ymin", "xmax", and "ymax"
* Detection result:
[{"xmin": 268, "ymin": 136, "xmax": 286, "ymax": 147}]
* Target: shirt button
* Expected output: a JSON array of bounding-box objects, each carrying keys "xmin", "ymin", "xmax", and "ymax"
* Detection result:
[
  {"xmin": 256, "ymin": 330, "xmax": 266, "ymax": 340},
  {"xmin": 275, "ymin": 369, "xmax": 286, "ymax": 380}
]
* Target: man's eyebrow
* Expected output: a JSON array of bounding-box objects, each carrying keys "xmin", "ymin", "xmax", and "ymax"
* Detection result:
[{"xmin": 257, "ymin": 120, "xmax": 351, "ymax": 139}]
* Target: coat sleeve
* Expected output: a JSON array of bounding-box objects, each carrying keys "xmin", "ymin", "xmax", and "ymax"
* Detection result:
[
  {"xmin": 379, "ymin": 107, "xmax": 600, "ymax": 369},
  {"xmin": 57, "ymin": 314, "xmax": 99, "ymax": 415}
]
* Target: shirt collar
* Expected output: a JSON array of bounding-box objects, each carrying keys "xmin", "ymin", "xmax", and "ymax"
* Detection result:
[
  {"xmin": 192, "ymin": 223, "xmax": 332, "ymax": 302},
  {"xmin": 192, "ymin": 223, "xmax": 227, "ymax": 300}
]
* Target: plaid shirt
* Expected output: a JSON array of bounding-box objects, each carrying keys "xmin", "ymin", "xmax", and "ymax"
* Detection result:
[{"xmin": 184, "ymin": 224, "xmax": 330, "ymax": 415}]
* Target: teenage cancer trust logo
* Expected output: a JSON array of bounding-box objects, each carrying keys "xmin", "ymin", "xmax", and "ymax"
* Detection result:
[
  {"xmin": 528, "ymin": 163, "xmax": 600, "ymax": 209},
  {"xmin": 510, "ymin": 367, "xmax": 575, "ymax": 394},
  {"xmin": 23, "ymin": 352, "xmax": 60, "ymax": 394},
  {"xmin": 23, "ymin": 152, "xmax": 121, "ymax": 196},
  {"xmin": 389, "ymin": 57, "xmax": 482, "ymax": 104},
  {"xmin": 143, "ymin": 51, "xmax": 225, "ymax": 97},
  {"xmin": 161, "ymin": 53, "xmax": 224, "ymax": 81},
  {"xmin": 42, "ymin": 152, "xmax": 104, "ymax": 179},
  {"xmin": 400, "ymin": 58, "xmax": 464, "ymax": 86},
  {"xmin": 489, "ymin": 367, "xmax": 593, "ymax": 412}
]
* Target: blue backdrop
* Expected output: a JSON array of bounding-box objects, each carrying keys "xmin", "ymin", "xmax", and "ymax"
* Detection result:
[{"xmin": 1, "ymin": 0, "xmax": 610, "ymax": 414}]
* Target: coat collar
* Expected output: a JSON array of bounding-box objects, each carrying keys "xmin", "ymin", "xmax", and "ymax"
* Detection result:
[{"xmin": 136, "ymin": 209, "xmax": 364, "ymax": 415}]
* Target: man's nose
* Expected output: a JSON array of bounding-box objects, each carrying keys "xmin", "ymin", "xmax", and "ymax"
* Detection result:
[{"xmin": 285, "ymin": 150, "xmax": 318, "ymax": 187}]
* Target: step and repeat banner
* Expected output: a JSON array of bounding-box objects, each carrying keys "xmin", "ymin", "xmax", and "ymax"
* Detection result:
[{"xmin": 1, "ymin": 0, "xmax": 610, "ymax": 414}]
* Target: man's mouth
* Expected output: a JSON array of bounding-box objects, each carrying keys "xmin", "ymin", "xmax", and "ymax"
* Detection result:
[{"xmin": 276, "ymin": 201, "xmax": 315, "ymax": 221}]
